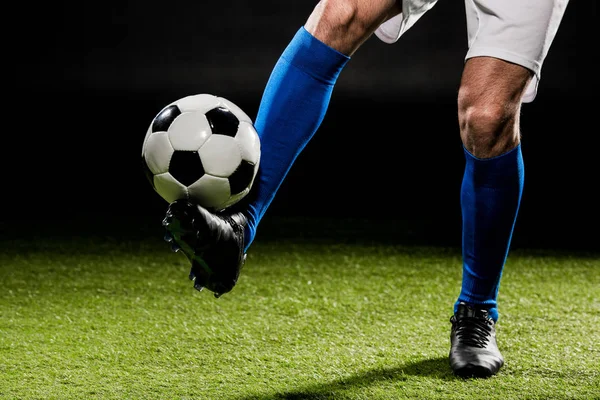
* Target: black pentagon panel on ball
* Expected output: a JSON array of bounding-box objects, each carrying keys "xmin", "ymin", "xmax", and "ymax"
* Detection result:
[
  {"xmin": 205, "ymin": 107, "xmax": 239, "ymax": 137},
  {"xmin": 169, "ymin": 150, "xmax": 205, "ymax": 186},
  {"xmin": 141, "ymin": 156, "xmax": 156, "ymax": 189},
  {"xmin": 152, "ymin": 105, "xmax": 181, "ymax": 133},
  {"xmin": 228, "ymin": 160, "xmax": 255, "ymax": 195}
]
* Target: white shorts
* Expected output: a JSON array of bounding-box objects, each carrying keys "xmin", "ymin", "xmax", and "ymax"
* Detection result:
[{"xmin": 375, "ymin": 0, "xmax": 570, "ymax": 102}]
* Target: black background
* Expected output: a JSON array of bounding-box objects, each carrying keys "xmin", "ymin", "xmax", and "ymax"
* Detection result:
[{"xmin": 4, "ymin": 1, "xmax": 596, "ymax": 251}]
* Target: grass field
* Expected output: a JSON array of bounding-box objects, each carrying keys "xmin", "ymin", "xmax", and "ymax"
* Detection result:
[{"xmin": 1, "ymin": 219, "xmax": 599, "ymax": 400}]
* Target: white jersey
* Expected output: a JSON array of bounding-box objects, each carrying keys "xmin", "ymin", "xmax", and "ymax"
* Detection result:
[{"xmin": 375, "ymin": 0, "xmax": 570, "ymax": 103}]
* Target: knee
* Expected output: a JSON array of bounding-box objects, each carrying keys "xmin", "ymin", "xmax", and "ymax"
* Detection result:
[
  {"xmin": 306, "ymin": 0, "xmax": 384, "ymax": 53},
  {"xmin": 320, "ymin": 0, "xmax": 371, "ymax": 33},
  {"xmin": 457, "ymin": 86, "xmax": 521, "ymax": 158}
]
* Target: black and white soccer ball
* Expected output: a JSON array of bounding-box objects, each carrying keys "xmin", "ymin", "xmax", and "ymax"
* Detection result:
[{"xmin": 141, "ymin": 94, "xmax": 261, "ymax": 211}]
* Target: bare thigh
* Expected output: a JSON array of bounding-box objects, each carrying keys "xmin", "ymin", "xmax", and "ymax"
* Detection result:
[{"xmin": 305, "ymin": 0, "xmax": 402, "ymax": 56}]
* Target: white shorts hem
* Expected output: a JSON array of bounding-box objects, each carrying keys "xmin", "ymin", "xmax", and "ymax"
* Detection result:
[{"xmin": 465, "ymin": 46, "xmax": 542, "ymax": 76}]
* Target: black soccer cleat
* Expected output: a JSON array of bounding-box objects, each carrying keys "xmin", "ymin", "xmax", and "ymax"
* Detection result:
[
  {"xmin": 449, "ymin": 302, "xmax": 504, "ymax": 378},
  {"xmin": 162, "ymin": 199, "xmax": 247, "ymax": 298}
]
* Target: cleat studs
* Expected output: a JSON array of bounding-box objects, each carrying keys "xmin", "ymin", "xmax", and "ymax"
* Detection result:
[
  {"xmin": 164, "ymin": 231, "xmax": 173, "ymax": 242},
  {"xmin": 170, "ymin": 242, "xmax": 180, "ymax": 252},
  {"xmin": 214, "ymin": 292, "xmax": 222, "ymax": 299},
  {"xmin": 194, "ymin": 283, "xmax": 204, "ymax": 292}
]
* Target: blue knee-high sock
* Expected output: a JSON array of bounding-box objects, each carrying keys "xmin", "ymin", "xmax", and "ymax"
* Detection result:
[
  {"xmin": 456, "ymin": 144, "xmax": 525, "ymax": 322},
  {"xmin": 243, "ymin": 27, "xmax": 350, "ymax": 251}
]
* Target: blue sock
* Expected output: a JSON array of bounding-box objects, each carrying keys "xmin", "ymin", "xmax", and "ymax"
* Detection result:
[
  {"xmin": 455, "ymin": 144, "xmax": 525, "ymax": 322},
  {"xmin": 243, "ymin": 27, "xmax": 350, "ymax": 251}
]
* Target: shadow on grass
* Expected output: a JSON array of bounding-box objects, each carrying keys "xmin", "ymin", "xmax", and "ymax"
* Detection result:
[{"xmin": 238, "ymin": 356, "xmax": 458, "ymax": 400}]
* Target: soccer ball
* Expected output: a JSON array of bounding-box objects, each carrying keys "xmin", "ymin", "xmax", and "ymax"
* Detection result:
[{"xmin": 141, "ymin": 94, "xmax": 261, "ymax": 211}]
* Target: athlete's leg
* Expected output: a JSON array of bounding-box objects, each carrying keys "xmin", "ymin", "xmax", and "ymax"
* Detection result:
[
  {"xmin": 456, "ymin": 56, "xmax": 532, "ymax": 321},
  {"xmin": 450, "ymin": 0, "xmax": 569, "ymax": 377},
  {"xmin": 163, "ymin": 0, "xmax": 402, "ymax": 296},
  {"xmin": 449, "ymin": 56, "xmax": 531, "ymax": 377},
  {"xmin": 244, "ymin": 0, "xmax": 401, "ymax": 250}
]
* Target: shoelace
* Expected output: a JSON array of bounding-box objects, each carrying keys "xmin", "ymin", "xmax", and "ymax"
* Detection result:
[{"xmin": 452, "ymin": 316, "xmax": 493, "ymax": 348}]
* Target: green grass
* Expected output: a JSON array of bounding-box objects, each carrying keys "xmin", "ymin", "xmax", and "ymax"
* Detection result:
[{"xmin": 1, "ymin": 228, "xmax": 599, "ymax": 400}]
